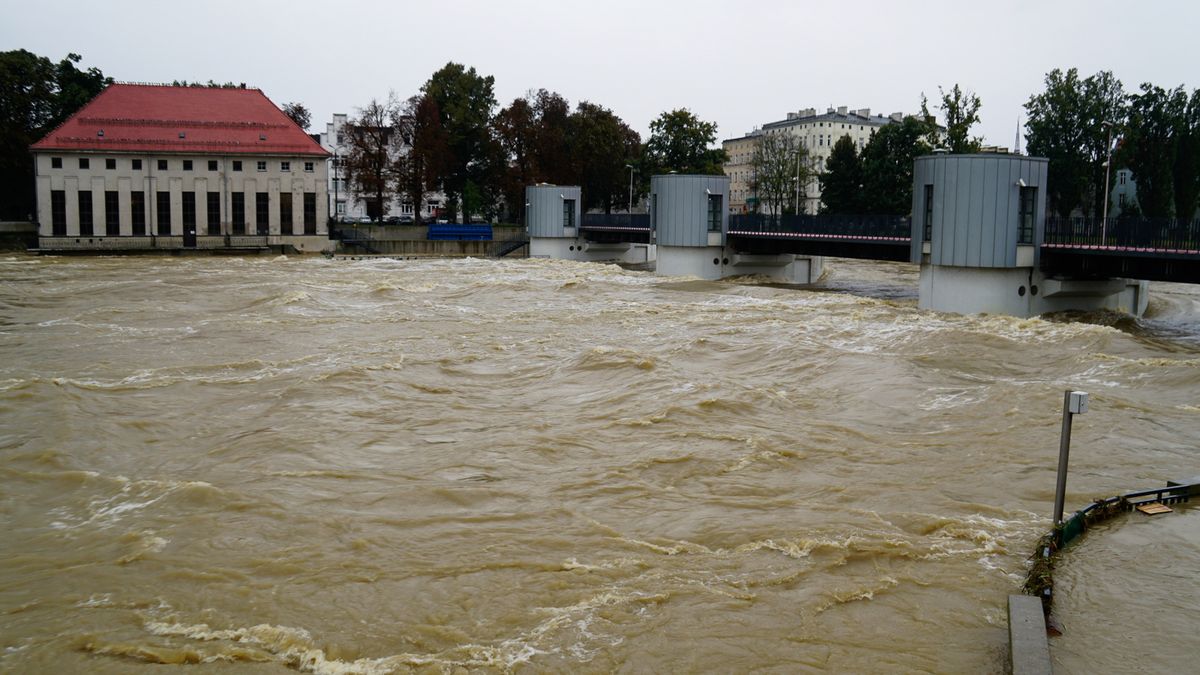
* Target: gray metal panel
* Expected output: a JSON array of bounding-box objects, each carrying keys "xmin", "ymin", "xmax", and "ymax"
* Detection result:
[
  {"xmin": 983, "ymin": 158, "xmax": 1001, "ymax": 266},
  {"xmin": 953, "ymin": 158, "xmax": 971, "ymax": 265},
  {"xmin": 1005, "ymin": 160, "xmax": 1022, "ymax": 266},
  {"xmin": 909, "ymin": 158, "xmax": 930, "ymax": 262},
  {"xmin": 915, "ymin": 154, "xmax": 1049, "ymax": 269},
  {"xmin": 966, "ymin": 158, "xmax": 985, "ymax": 267},
  {"xmin": 525, "ymin": 185, "xmax": 580, "ymax": 238},
  {"xmin": 938, "ymin": 157, "xmax": 957, "ymax": 265},
  {"xmin": 651, "ymin": 175, "xmax": 729, "ymax": 247},
  {"xmin": 1034, "ymin": 160, "xmax": 1048, "ymax": 264}
]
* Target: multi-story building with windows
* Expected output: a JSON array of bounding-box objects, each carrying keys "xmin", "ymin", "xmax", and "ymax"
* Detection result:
[
  {"xmin": 723, "ymin": 106, "xmax": 909, "ymax": 214},
  {"xmin": 318, "ymin": 113, "xmax": 446, "ymax": 222},
  {"xmin": 30, "ymin": 83, "xmax": 331, "ymax": 252}
]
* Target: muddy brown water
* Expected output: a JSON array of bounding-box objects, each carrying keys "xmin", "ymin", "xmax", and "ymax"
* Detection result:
[{"xmin": 1, "ymin": 255, "xmax": 1197, "ymax": 673}]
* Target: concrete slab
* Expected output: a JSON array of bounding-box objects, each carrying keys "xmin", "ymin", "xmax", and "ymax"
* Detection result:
[{"xmin": 1008, "ymin": 594, "xmax": 1052, "ymax": 675}]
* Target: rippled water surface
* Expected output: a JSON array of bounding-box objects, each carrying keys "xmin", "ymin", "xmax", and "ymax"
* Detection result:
[{"xmin": 1, "ymin": 254, "xmax": 1197, "ymax": 673}]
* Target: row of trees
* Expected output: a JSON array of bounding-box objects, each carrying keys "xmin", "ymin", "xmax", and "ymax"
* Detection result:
[
  {"xmin": 339, "ymin": 63, "xmax": 727, "ymax": 224},
  {"xmin": 1025, "ymin": 68, "xmax": 1199, "ymax": 219}
]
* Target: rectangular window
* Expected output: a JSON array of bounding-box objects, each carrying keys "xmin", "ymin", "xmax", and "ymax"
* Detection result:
[
  {"xmin": 158, "ymin": 159, "xmax": 168, "ymax": 171},
  {"xmin": 79, "ymin": 158, "xmax": 90, "ymax": 170},
  {"xmin": 255, "ymin": 192, "xmax": 269, "ymax": 235},
  {"xmin": 208, "ymin": 160, "xmax": 218, "ymax": 171},
  {"xmin": 707, "ymin": 193, "xmax": 723, "ymax": 232},
  {"xmin": 923, "ymin": 185, "xmax": 934, "ymax": 241},
  {"xmin": 280, "ymin": 161, "xmax": 290, "ymax": 172},
  {"xmin": 303, "ymin": 193, "xmax": 316, "ymax": 235},
  {"xmin": 182, "ymin": 192, "xmax": 196, "ymax": 231},
  {"xmin": 256, "ymin": 161, "xmax": 267, "ymax": 172},
  {"xmin": 156, "ymin": 191, "xmax": 171, "ymax": 235},
  {"xmin": 51, "ymin": 157, "xmax": 62, "ymax": 169},
  {"xmin": 304, "ymin": 161, "xmax": 314, "ymax": 172},
  {"xmin": 207, "ymin": 192, "xmax": 220, "ymax": 234},
  {"xmin": 1018, "ymin": 186, "xmax": 1037, "ymax": 244},
  {"xmin": 232, "ymin": 160, "xmax": 242, "ymax": 172},
  {"xmin": 105, "ymin": 158, "xmax": 116, "ymax": 170},
  {"xmin": 78, "ymin": 190, "xmax": 93, "ymax": 236},
  {"xmin": 183, "ymin": 160, "xmax": 193, "ymax": 171},
  {"xmin": 132, "ymin": 159, "xmax": 142, "ymax": 171},
  {"xmin": 51, "ymin": 190, "xmax": 66, "ymax": 235},
  {"xmin": 562, "ymin": 199, "xmax": 576, "ymax": 229},
  {"xmin": 279, "ymin": 192, "xmax": 293, "ymax": 234},
  {"xmin": 131, "ymin": 191, "xmax": 145, "ymax": 235},
  {"xmin": 231, "ymin": 192, "xmax": 245, "ymax": 234},
  {"xmin": 105, "ymin": 190, "xmax": 119, "ymax": 236}
]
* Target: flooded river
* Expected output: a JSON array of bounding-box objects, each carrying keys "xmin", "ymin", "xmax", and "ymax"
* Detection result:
[{"xmin": 1, "ymin": 255, "xmax": 1197, "ymax": 673}]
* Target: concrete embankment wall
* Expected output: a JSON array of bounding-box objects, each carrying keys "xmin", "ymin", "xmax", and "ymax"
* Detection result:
[
  {"xmin": 339, "ymin": 225, "xmax": 527, "ymax": 257},
  {"xmin": 0, "ymin": 222, "xmax": 37, "ymax": 251}
]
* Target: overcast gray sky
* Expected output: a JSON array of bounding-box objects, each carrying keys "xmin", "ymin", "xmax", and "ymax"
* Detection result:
[{"xmin": 3, "ymin": 0, "xmax": 1195, "ymax": 148}]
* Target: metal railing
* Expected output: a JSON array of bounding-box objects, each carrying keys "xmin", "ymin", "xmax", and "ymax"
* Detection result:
[
  {"xmin": 729, "ymin": 213, "xmax": 911, "ymax": 240},
  {"xmin": 580, "ymin": 213, "xmax": 651, "ymax": 229},
  {"xmin": 1043, "ymin": 215, "xmax": 1200, "ymax": 253}
]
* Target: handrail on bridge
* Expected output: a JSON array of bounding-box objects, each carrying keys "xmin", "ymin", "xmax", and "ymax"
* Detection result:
[
  {"xmin": 728, "ymin": 213, "xmax": 912, "ymax": 240},
  {"xmin": 1043, "ymin": 215, "xmax": 1200, "ymax": 253}
]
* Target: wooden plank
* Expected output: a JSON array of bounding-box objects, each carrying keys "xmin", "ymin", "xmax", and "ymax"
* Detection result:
[{"xmin": 1136, "ymin": 502, "xmax": 1172, "ymax": 515}]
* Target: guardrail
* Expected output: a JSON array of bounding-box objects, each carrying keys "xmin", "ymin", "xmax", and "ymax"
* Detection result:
[
  {"xmin": 1044, "ymin": 215, "xmax": 1200, "ymax": 253},
  {"xmin": 729, "ymin": 213, "xmax": 911, "ymax": 239},
  {"xmin": 1023, "ymin": 479, "xmax": 1199, "ymax": 613}
]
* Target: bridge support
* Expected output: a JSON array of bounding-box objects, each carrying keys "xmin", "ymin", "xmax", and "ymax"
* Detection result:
[
  {"xmin": 652, "ymin": 174, "xmax": 822, "ymax": 284},
  {"xmin": 911, "ymin": 153, "xmax": 1150, "ymax": 318},
  {"xmin": 657, "ymin": 244, "xmax": 821, "ymax": 283},
  {"xmin": 918, "ymin": 265, "xmax": 1148, "ymax": 317}
]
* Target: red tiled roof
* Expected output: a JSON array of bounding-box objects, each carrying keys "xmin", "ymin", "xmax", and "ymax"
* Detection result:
[{"xmin": 31, "ymin": 83, "xmax": 329, "ymax": 157}]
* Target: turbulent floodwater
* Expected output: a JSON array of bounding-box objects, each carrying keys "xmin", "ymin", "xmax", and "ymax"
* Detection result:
[{"xmin": 0, "ymin": 254, "xmax": 1197, "ymax": 673}]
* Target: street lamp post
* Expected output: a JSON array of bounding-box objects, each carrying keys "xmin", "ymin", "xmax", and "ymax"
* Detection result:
[
  {"xmin": 626, "ymin": 164, "xmax": 634, "ymax": 214},
  {"xmin": 794, "ymin": 148, "xmax": 803, "ymax": 215},
  {"xmin": 1100, "ymin": 122, "xmax": 1113, "ymax": 246},
  {"xmin": 332, "ymin": 153, "xmax": 340, "ymax": 225}
]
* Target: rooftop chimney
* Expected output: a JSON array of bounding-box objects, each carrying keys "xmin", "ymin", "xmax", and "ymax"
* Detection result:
[{"xmin": 837, "ymin": 106, "xmax": 848, "ymax": 115}]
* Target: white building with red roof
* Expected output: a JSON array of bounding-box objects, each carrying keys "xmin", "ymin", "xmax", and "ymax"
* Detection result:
[{"xmin": 31, "ymin": 83, "xmax": 332, "ymax": 252}]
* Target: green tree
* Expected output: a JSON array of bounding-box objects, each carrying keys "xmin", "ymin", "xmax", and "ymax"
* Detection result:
[
  {"xmin": 0, "ymin": 50, "xmax": 110, "ymax": 220},
  {"xmin": 643, "ymin": 108, "xmax": 727, "ymax": 177},
  {"xmin": 567, "ymin": 101, "xmax": 641, "ymax": 213},
  {"xmin": 342, "ymin": 96, "xmax": 399, "ymax": 221},
  {"xmin": 530, "ymin": 89, "xmax": 573, "ymax": 184},
  {"xmin": 281, "ymin": 101, "xmax": 311, "ymax": 131},
  {"xmin": 1120, "ymin": 84, "xmax": 1188, "ymax": 217},
  {"xmin": 1024, "ymin": 68, "xmax": 1089, "ymax": 217},
  {"xmin": 1173, "ymin": 89, "xmax": 1200, "ymax": 219},
  {"xmin": 819, "ymin": 135, "xmax": 864, "ymax": 214},
  {"xmin": 750, "ymin": 132, "xmax": 808, "ymax": 217},
  {"xmin": 421, "ymin": 63, "xmax": 497, "ymax": 222},
  {"xmin": 922, "ymin": 84, "xmax": 982, "ymax": 153},
  {"xmin": 859, "ymin": 116, "xmax": 932, "ymax": 215},
  {"xmin": 395, "ymin": 94, "xmax": 449, "ymax": 226}
]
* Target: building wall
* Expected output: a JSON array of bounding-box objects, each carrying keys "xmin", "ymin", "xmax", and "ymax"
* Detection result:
[
  {"xmin": 651, "ymin": 175, "xmax": 729, "ymax": 248},
  {"xmin": 34, "ymin": 151, "xmax": 328, "ymax": 238},
  {"xmin": 319, "ymin": 114, "xmax": 447, "ymax": 222},
  {"xmin": 910, "ymin": 154, "xmax": 1048, "ymax": 267},
  {"xmin": 724, "ymin": 107, "xmax": 907, "ymax": 215},
  {"xmin": 526, "ymin": 185, "xmax": 581, "ymax": 238}
]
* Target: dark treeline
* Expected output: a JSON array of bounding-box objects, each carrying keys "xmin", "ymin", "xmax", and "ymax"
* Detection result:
[
  {"xmin": 819, "ymin": 72, "xmax": 1200, "ymax": 220},
  {"xmin": 341, "ymin": 62, "xmax": 727, "ymax": 224}
]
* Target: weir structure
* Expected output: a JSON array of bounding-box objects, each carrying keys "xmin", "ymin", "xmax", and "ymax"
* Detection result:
[
  {"xmin": 910, "ymin": 154, "xmax": 1147, "ymax": 317},
  {"xmin": 652, "ymin": 174, "xmax": 822, "ymax": 282},
  {"xmin": 526, "ymin": 184, "xmax": 653, "ymax": 264}
]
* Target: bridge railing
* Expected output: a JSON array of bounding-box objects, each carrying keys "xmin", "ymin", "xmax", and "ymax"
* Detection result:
[
  {"xmin": 729, "ymin": 213, "xmax": 911, "ymax": 239},
  {"xmin": 580, "ymin": 213, "xmax": 651, "ymax": 229},
  {"xmin": 1044, "ymin": 215, "xmax": 1200, "ymax": 253}
]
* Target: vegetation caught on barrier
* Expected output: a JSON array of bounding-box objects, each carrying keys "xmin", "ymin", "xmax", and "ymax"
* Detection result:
[{"xmin": 1021, "ymin": 482, "xmax": 1196, "ymax": 614}]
